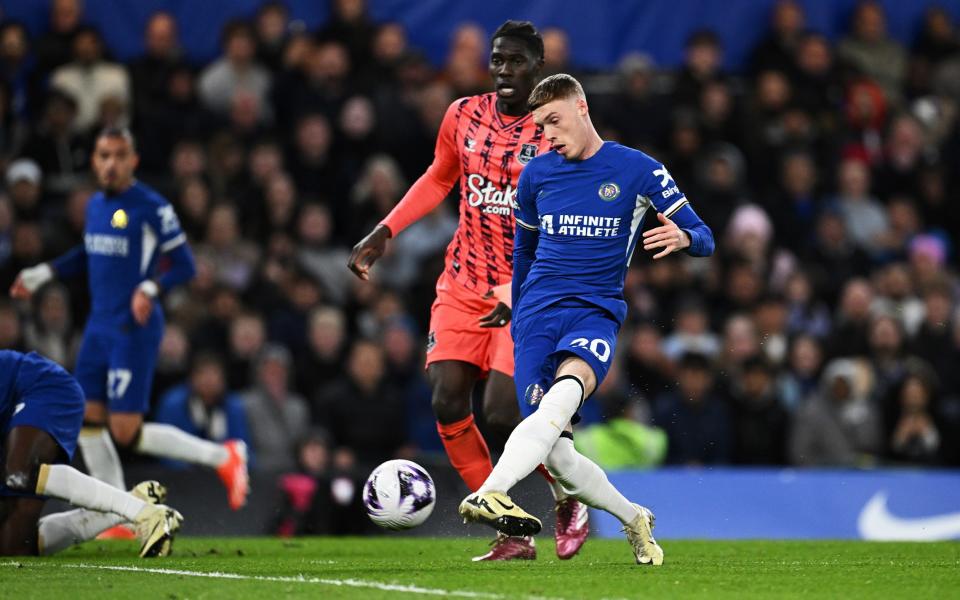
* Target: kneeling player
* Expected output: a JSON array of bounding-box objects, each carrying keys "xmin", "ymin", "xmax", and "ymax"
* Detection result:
[
  {"xmin": 0, "ymin": 350, "xmax": 182, "ymax": 557},
  {"xmin": 460, "ymin": 74, "xmax": 715, "ymax": 565}
]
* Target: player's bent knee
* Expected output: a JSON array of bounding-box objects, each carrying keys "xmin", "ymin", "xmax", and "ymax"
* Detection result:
[
  {"xmin": 544, "ymin": 439, "xmax": 577, "ymax": 478},
  {"xmin": 108, "ymin": 422, "xmax": 142, "ymax": 449},
  {"xmin": 428, "ymin": 365, "xmax": 475, "ymax": 423}
]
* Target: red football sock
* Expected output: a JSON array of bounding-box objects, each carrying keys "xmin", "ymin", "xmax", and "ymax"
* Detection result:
[{"xmin": 437, "ymin": 414, "xmax": 493, "ymax": 492}]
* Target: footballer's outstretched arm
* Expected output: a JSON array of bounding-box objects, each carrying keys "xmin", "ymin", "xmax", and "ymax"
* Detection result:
[
  {"xmin": 348, "ymin": 99, "xmax": 464, "ymax": 280},
  {"xmin": 642, "ymin": 204, "xmax": 715, "ymax": 259},
  {"xmin": 9, "ymin": 244, "xmax": 87, "ymax": 299}
]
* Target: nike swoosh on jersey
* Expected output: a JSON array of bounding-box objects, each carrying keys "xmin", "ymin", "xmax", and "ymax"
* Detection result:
[
  {"xmin": 857, "ymin": 491, "xmax": 960, "ymax": 541},
  {"xmin": 13, "ymin": 402, "xmax": 25, "ymax": 415}
]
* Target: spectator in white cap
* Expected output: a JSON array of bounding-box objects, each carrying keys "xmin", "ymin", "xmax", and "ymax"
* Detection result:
[{"xmin": 5, "ymin": 158, "xmax": 42, "ymax": 220}]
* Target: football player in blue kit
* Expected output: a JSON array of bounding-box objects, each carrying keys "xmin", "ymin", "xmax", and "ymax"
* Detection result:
[
  {"xmin": 0, "ymin": 350, "xmax": 181, "ymax": 557},
  {"xmin": 460, "ymin": 74, "xmax": 715, "ymax": 565},
  {"xmin": 10, "ymin": 128, "xmax": 249, "ymax": 511}
]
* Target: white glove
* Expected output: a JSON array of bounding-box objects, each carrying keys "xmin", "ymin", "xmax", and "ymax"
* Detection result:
[{"xmin": 18, "ymin": 263, "xmax": 54, "ymax": 293}]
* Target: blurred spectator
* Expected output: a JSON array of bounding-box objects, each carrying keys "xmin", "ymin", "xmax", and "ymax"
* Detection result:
[
  {"xmin": 837, "ymin": 1, "xmax": 907, "ymax": 104},
  {"xmin": 442, "ymin": 23, "xmax": 487, "ymax": 97},
  {"xmin": 287, "ymin": 112, "xmax": 338, "ymax": 198},
  {"xmin": 34, "ymin": 0, "xmax": 85, "ymax": 79},
  {"xmin": 0, "ymin": 21, "xmax": 34, "ymax": 126},
  {"xmin": 789, "ymin": 358, "xmax": 881, "ymax": 466},
  {"xmin": 201, "ymin": 203, "xmax": 260, "ymax": 292},
  {"xmin": 5, "ymin": 158, "xmax": 43, "ymax": 220},
  {"xmin": 728, "ymin": 355, "xmax": 789, "ymax": 464},
  {"xmin": 653, "ymin": 352, "xmax": 731, "ymax": 465},
  {"xmin": 753, "ymin": 293, "xmax": 790, "ymax": 366},
  {"xmin": 910, "ymin": 281, "xmax": 954, "ymax": 387},
  {"xmin": 871, "ymin": 263, "xmax": 924, "ymax": 336},
  {"xmin": 673, "ymin": 30, "xmax": 725, "ymax": 109},
  {"xmin": 0, "ymin": 195, "xmax": 12, "ymax": 266},
  {"xmin": 50, "ymin": 26, "xmax": 131, "ymax": 133},
  {"xmin": 601, "ymin": 53, "xmax": 669, "ymax": 151},
  {"xmin": 313, "ymin": 338, "xmax": 407, "ymax": 465},
  {"xmin": 273, "ymin": 429, "xmax": 370, "ymax": 536},
  {"xmin": 21, "ymin": 90, "xmax": 87, "ymax": 198},
  {"xmin": 0, "ymin": 299, "xmax": 24, "ymax": 350},
  {"xmin": 226, "ymin": 312, "xmax": 267, "ymax": 390},
  {"xmin": 199, "ymin": 21, "xmax": 271, "ymax": 120},
  {"xmin": 295, "ymin": 305, "xmax": 347, "ymax": 398},
  {"xmin": 913, "ymin": 7, "xmax": 960, "ymax": 67},
  {"xmin": 624, "ymin": 323, "xmax": 672, "ymax": 400},
  {"xmin": 783, "ymin": 269, "xmax": 832, "ymax": 339},
  {"xmin": 886, "ymin": 367, "xmax": 941, "ymax": 464},
  {"xmin": 766, "ymin": 151, "xmax": 822, "ymax": 255},
  {"xmin": 153, "ymin": 353, "xmax": 252, "ymax": 466},
  {"xmin": 833, "ymin": 158, "xmax": 889, "ymax": 256},
  {"xmin": 320, "ymin": 0, "xmax": 376, "ymax": 69},
  {"xmin": 749, "ymin": 0, "xmax": 806, "ymax": 75},
  {"xmin": 243, "ymin": 344, "xmax": 309, "ymax": 472},
  {"xmin": 152, "ymin": 323, "xmax": 191, "ymax": 400},
  {"xmin": 541, "ymin": 27, "xmax": 572, "ymax": 77},
  {"xmin": 792, "ymin": 32, "xmax": 843, "ymax": 124},
  {"xmin": 22, "ymin": 282, "xmax": 78, "ymax": 367},
  {"xmin": 826, "ymin": 278, "xmax": 874, "ymax": 358},
  {"xmin": 662, "ymin": 298, "xmax": 719, "ymax": 360},
  {"xmin": 776, "ymin": 333, "xmax": 824, "ymax": 412},
  {"xmin": 255, "ymin": 1, "xmax": 291, "ymax": 71},
  {"xmin": 806, "ymin": 208, "xmax": 871, "ymax": 306},
  {"xmin": 866, "ymin": 313, "xmax": 909, "ymax": 404},
  {"xmin": 130, "ymin": 12, "xmax": 184, "ymax": 124},
  {"xmin": 297, "ymin": 203, "xmax": 352, "ymax": 304}
]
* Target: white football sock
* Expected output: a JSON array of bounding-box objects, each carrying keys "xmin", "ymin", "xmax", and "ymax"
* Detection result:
[
  {"xmin": 479, "ymin": 377, "xmax": 583, "ymax": 494},
  {"xmin": 77, "ymin": 427, "xmax": 125, "ymax": 488},
  {"xmin": 136, "ymin": 423, "xmax": 229, "ymax": 467},
  {"xmin": 545, "ymin": 436, "xmax": 639, "ymax": 525},
  {"xmin": 37, "ymin": 464, "xmax": 147, "ymax": 521},
  {"xmin": 37, "ymin": 509, "xmax": 125, "ymax": 555}
]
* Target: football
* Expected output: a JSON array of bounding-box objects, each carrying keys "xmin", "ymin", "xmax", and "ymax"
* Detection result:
[{"xmin": 363, "ymin": 459, "xmax": 436, "ymax": 530}]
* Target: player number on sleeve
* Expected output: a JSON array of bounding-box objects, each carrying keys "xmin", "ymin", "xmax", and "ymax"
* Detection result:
[
  {"xmin": 569, "ymin": 338, "xmax": 611, "ymax": 362},
  {"xmin": 107, "ymin": 369, "xmax": 133, "ymax": 400},
  {"xmin": 157, "ymin": 205, "xmax": 181, "ymax": 235}
]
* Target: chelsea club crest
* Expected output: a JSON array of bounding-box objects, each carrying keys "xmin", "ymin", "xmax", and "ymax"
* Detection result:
[
  {"xmin": 598, "ymin": 182, "xmax": 620, "ymax": 201},
  {"xmin": 518, "ymin": 143, "xmax": 539, "ymax": 164}
]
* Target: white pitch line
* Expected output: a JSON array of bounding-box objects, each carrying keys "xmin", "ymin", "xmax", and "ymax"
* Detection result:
[{"xmin": 2, "ymin": 561, "xmax": 566, "ymax": 600}]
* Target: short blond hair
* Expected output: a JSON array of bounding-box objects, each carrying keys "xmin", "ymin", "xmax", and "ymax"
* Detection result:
[{"xmin": 527, "ymin": 73, "xmax": 585, "ymax": 111}]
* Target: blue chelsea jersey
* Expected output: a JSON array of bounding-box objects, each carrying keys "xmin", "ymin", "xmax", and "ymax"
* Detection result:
[
  {"xmin": 82, "ymin": 181, "xmax": 187, "ymax": 325},
  {"xmin": 513, "ymin": 141, "xmax": 714, "ymax": 325}
]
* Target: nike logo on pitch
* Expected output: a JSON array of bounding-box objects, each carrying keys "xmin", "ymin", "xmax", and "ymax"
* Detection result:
[{"xmin": 858, "ymin": 491, "xmax": 960, "ymax": 541}]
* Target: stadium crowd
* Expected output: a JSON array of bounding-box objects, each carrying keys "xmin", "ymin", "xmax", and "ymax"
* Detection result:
[{"xmin": 1, "ymin": 0, "xmax": 960, "ymax": 504}]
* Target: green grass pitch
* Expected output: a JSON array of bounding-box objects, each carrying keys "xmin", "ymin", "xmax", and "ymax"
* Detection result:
[{"xmin": 2, "ymin": 537, "xmax": 959, "ymax": 599}]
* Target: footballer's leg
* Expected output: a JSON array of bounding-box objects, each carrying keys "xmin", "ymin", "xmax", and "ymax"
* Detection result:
[
  {"xmin": 75, "ymin": 328, "xmax": 126, "ymax": 490},
  {"xmin": 544, "ymin": 434, "xmax": 662, "ymax": 565},
  {"xmin": 0, "ymin": 425, "xmax": 61, "ymax": 555},
  {"xmin": 109, "ymin": 326, "xmax": 248, "ymax": 509},
  {"xmin": 430, "ymin": 360, "xmax": 493, "ymax": 492},
  {"xmin": 37, "ymin": 480, "xmax": 168, "ymax": 555},
  {"xmin": 484, "ymin": 360, "xmax": 587, "ymax": 559}
]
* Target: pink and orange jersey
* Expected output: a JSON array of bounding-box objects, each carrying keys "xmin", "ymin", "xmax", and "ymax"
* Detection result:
[{"xmin": 381, "ymin": 93, "xmax": 549, "ymax": 295}]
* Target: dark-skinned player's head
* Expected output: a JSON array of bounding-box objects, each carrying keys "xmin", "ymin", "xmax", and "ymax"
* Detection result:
[
  {"xmin": 92, "ymin": 127, "xmax": 139, "ymax": 195},
  {"xmin": 489, "ymin": 20, "xmax": 544, "ymax": 115}
]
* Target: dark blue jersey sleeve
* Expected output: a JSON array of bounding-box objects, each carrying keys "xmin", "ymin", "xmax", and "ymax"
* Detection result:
[
  {"xmin": 512, "ymin": 166, "xmax": 539, "ymax": 309},
  {"xmin": 50, "ymin": 244, "xmax": 87, "ymax": 278},
  {"xmin": 148, "ymin": 199, "xmax": 196, "ymax": 292},
  {"xmin": 156, "ymin": 242, "xmax": 196, "ymax": 292},
  {"xmin": 641, "ymin": 161, "xmax": 715, "ymax": 257}
]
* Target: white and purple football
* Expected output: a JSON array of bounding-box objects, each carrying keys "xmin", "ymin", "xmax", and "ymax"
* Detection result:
[{"xmin": 363, "ymin": 459, "xmax": 436, "ymax": 530}]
